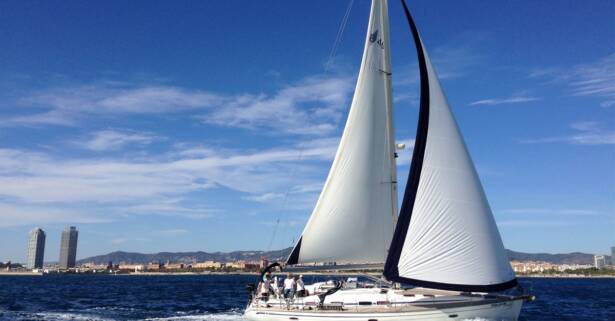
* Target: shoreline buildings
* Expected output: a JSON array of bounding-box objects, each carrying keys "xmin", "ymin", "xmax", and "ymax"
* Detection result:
[
  {"xmin": 594, "ymin": 255, "xmax": 606, "ymax": 269},
  {"xmin": 59, "ymin": 226, "xmax": 79, "ymax": 269},
  {"xmin": 27, "ymin": 228, "xmax": 46, "ymax": 269}
]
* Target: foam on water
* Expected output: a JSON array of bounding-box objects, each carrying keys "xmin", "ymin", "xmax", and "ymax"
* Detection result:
[
  {"xmin": 0, "ymin": 311, "xmax": 116, "ymax": 321},
  {"xmin": 144, "ymin": 312, "xmax": 244, "ymax": 321},
  {"xmin": 0, "ymin": 311, "xmax": 244, "ymax": 321}
]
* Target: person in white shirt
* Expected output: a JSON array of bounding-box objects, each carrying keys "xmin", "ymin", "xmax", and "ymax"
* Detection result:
[
  {"xmin": 272, "ymin": 276, "xmax": 280, "ymax": 298},
  {"xmin": 296, "ymin": 275, "xmax": 306, "ymax": 297},
  {"xmin": 283, "ymin": 273, "xmax": 296, "ymax": 299}
]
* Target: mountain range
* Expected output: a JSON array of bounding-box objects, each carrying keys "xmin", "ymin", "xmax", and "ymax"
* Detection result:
[
  {"xmin": 78, "ymin": 248, "xmax": 609, "ymax": 266},
  {"xmin": 78, "ymin": 248, "xmax": 291, "ymax": 265}
]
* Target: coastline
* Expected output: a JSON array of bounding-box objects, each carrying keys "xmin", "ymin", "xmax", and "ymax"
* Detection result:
[
  {"xmin": 519, "ymin": 274, "xmax": 615, "ymax": 279},
  {"xmin": 0, "ymin": 271, "xmax": 43, "ymax": 276},
  {"xmin": 1, "ymin": 270, "xmax": 613, "ymax": 279}
]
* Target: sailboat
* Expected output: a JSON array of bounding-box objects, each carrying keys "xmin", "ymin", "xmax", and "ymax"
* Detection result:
[{"xmin": 244, "ymin": 0, "xmax": 533, "ymax": 320}]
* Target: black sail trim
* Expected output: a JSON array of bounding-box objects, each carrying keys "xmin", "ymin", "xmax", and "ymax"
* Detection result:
[
  {"xmin": 286, "ymin": 236, "xmax": 302, "ymax": 265},
  {"xmin": 383, "ymin": 0, "xmax": 430, "ymax": 281},
  {"xmin": 392, "ymin": 274, "xmax": 519, "ymax": 293}
]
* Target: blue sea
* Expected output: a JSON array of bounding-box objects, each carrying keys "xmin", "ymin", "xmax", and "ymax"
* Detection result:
[{"xmin": 0, "ymin": 275, "xmax": 613, "ymax": 321}]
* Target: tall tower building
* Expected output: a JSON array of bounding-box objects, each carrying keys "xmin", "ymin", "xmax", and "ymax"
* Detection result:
[
  {"xmin": 611, "ymin": 246, "xmax": 615, "ymax": 265},
  {"xmin": 59, "ymin": 226, "xmax": 78, "ymax": 269},
  {"xmin": 27, "ymin": 228, "xmax": 46, "ymax": 269}
]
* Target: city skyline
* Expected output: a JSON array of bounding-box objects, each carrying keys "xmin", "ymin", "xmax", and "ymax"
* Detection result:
[
  {"xmin": 0, "ymin": 0, "xmax": 614, "ymax": 262},
  {"xmin": 13, "ymin": 227, "xmax": 615, "ymax": 266}
]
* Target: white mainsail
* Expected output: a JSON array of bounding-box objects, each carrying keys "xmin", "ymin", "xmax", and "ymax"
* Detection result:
[
  {"xmin": 384, "ymin": 0, "xmax": 517, "ymax": 292},
  {"xmin": 287, "ymin": 0, "xmax": 397, "ymax": 265}
]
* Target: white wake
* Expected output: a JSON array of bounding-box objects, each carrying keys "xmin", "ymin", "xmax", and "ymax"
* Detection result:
[
  {"xmin": 144, "ymin": 311, "xmax": 244, "ymax": 321},
  {"xmin": 0, "ymin": 310, "xmax": 245, "ymax": 321}
]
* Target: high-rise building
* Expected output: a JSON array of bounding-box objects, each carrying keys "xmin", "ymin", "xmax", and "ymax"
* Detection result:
[
  {"xmin": 611, "ymin": 246, "xmax": 615, "ymax": 265},
  {"xmin": 59, "ymin": 226, "xmax": 78, "ymax": 269},
  {"xmin": 594, "ymin": 255, "xmax": 606, "ymax": 269},
  {"xmin": 27, "ymin": 228, "xmax": 46, "ymax": 269}
]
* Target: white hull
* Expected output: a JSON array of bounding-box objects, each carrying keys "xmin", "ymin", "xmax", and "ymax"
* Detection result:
[
  {"xmin": 244, "ymin": 286, "xmax": 527, "ymax": 321},
  {"xmin": 245, "ymin": 298, "xmax": 522, "ymax": 321}
]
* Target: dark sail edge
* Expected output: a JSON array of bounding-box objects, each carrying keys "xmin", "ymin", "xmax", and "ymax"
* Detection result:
[
  {"xmin": 383, "ymin": 0, "xmax": 430, "ymax": 281},
  {"xmin": 286, "ymin": 236, "xmax": 302, "ymax": 265}
]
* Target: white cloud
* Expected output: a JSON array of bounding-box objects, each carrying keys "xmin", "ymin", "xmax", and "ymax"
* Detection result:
[
  {"xmin": 75, "ymin": 130, "xmax": 158, "ymax": 151},
  {"xmin": 123, "ymin": 199, "xmax": 219, "ymax": 219},
  {"xmin": 500, "ymin": 208, "xmax": 601, "ymax": 216},
  {"xmin": 0, "ymin": 203, "xmax": 108, "ymax": 227},
  {"xmin": 0, "ymin": 133, "xmax": 341, "ymax": 226},
  {"xmin": 172, "ymin": 145, "xmax": 217, "ymax": 158},
  {"xmin": 393, "ymin": 92, "xmax": 418, "ymax": 104},
  {"xmin": 290, "ymin": 183, "xmax": 324, "ymax": 194},
  {"xmin": 259, "ymin": 219, "xmax": 303, "ymax": 227},
  {"xmin": 470, "ymin": 95, "xmax": 539, "ymax": 106},
  {"xmin": 569, "ymin": 54, "xmax": 615, "ymax": 107},
  {"xmin": 395, "ymin": 46, "xmax": 484, "ymax": 90},
  {"xmin": 199, "ymin": 75, "xmax": 353, "ymax": 135},
  {"xmin": 22, "ymin": 85, "xmax": 222, "ymax": 114},
  {"xmin": 2, "ymin": 110, "xmax": 76, "ymax": 127},
  {"xmin": 521, "ymin": 121, "xmax": 615, "ymax": 145},
  {"xmin": 243, "ymin": 193, "xmax": 284, "ymax": 202},
  {"xmin": 9, "ymin": 74, "xmax": 353, "ymax": 136},
  {"xmin": 497, "ymin": 220, "xmax": 576, "ymax": 228},
  {"xmin": 530, "ymin": 53, "xmax": 615, "ymax": 107},
  {"xmin": 430, "ymin": 39, "xmax": 487, "ymax": 80},
  {"xmin": 98, "ymin": 87, "xmax": 222, "ymax": 113}
]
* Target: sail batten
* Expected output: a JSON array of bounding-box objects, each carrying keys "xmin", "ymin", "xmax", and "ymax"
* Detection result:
[
  {"xmin": 286, "ymin": 0, "xmax": 396, "ymax": 265},
  {"xmin": 383, "ymin": 0, "xmax": 517, "ymax": 292}
]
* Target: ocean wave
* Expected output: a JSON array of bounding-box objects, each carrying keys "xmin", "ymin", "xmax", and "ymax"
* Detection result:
[
  {"xmin": 143, "ymin": 311, "xmax": 244, "ymax": 321},
  {"xmin": 0, "ymin": 311, "xmax": 116, "ymax": 321},
  {"xmin": 0, "ymin": 310, "xmax": 245, "ymax": 321}
]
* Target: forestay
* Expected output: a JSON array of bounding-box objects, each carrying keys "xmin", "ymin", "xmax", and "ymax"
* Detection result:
[
  {"xmin": 384, "ymin": 0, "xmax": 517, "ymax": 292},
  {"xmin": 287, "ymin": 0, "xmax": 397, "ymax": 265}
]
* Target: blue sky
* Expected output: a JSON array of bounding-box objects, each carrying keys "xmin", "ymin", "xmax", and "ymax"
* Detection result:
[{"xmin": 0, "ymin": 0, "xmax": 613, "ymax": 263}]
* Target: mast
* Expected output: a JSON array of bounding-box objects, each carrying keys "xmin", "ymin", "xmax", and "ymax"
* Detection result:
[
  {"xmin": 383, "ymin": 0, "xmax": 517, "ymax": 292},
  {"xmin": 382, "ymin": 0, "xmax": 399, "ymax": 239},
  {"xmin": 287, "ymin": 0, "xmax": 396, "ymax": 266}
]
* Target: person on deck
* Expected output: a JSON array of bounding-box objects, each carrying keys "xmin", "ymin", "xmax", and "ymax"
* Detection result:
[
  {"xmin": 259, "ymin": 272, "xmax": 271, "ymax": 301},
  {"xmin": 277, "ymin": 276, "xmax": 284, "ymax": 298},
  {"xmin": 296, "ymin": 275, "xmax": 306, "ymax": 297},
  {"xmin": 272, "ymin": 276, "xmax": 280, "ymax": 298},
  {"xmin": 283, "ymin": 273, "xmax": 296, "ymax": 299}
]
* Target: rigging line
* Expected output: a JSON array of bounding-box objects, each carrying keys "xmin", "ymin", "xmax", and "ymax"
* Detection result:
[
  {"xmin": 267, "ymin": 0, "xmax": 355, "ymax": 253},
  {"xmin": 325, "ymin": 0, "xmax": 355, "ymax": 72},
  {"xmin": 265, "ymin": 219, "xmax": 279, "ymax": 251},
  {"xmin": 266, "ymin": 144, "xmax": 306, "ymax": 252}
]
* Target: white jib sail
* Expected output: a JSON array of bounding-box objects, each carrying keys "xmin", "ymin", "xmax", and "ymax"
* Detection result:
[
  {"xmin": 388, "ymin": 30, "xmax": 516, "ymax": 289},
  {"xmin": 287, "ymin": 0, "xmax": 396, "ymax": 265}
]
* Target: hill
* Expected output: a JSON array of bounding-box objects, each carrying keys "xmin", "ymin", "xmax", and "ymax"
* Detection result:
[
  {"xmin": 79, "ymin": 248, "xmax": 608, "ymax": 265},
  {"xmin": 78, "ymin": 248, "xmax": 292, "ymax": 265},
  {"xmin": 505, "ymin": 250, "xmax": 607, "ymax": 265}
]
